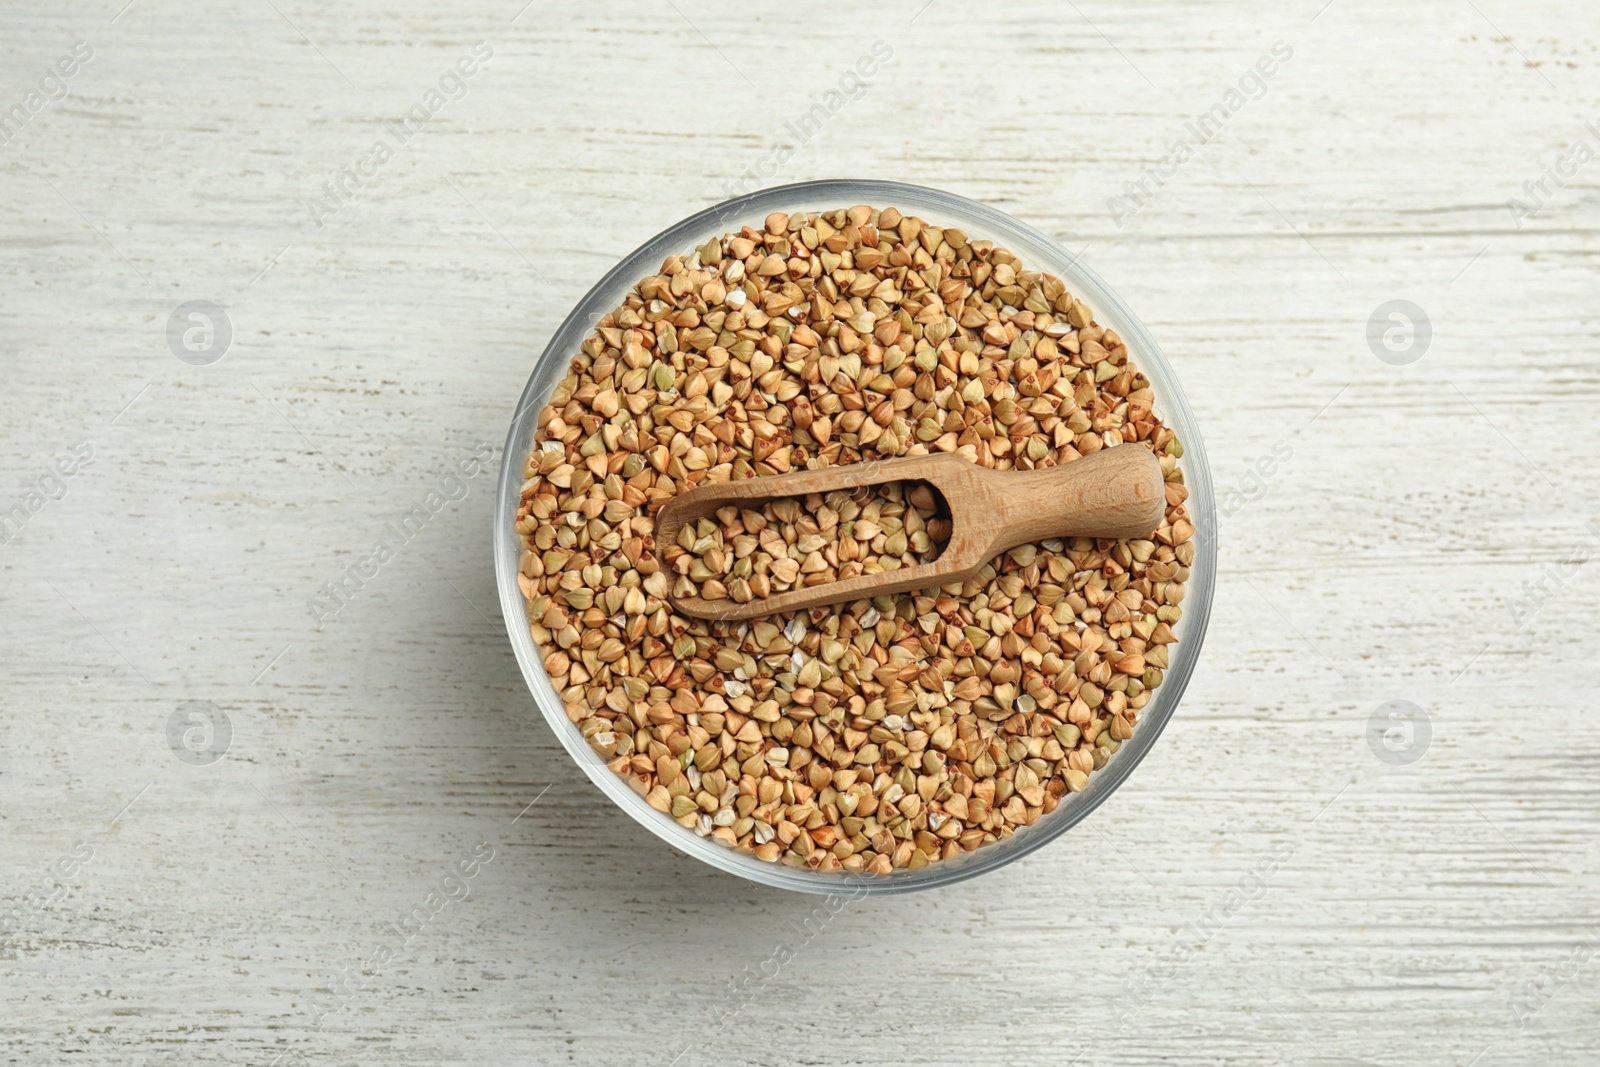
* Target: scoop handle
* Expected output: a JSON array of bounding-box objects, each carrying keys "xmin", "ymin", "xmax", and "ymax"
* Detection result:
[{"xmin": 981, "ymin": 445, "xmax": 1166, "ymax": 550}]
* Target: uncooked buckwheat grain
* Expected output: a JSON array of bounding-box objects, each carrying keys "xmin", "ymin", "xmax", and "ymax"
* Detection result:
[
  {"xmin": 515, "ymin": 205, "xmax": 1194, "ymax": 874},
  {"xmin": 665, "ymin": 480, "xmax": 950, "ymax": 605}
]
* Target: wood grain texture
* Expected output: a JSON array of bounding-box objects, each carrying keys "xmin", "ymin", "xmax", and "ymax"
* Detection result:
[{"xmin": 2, "ymin": 0, "xmax": 1597, "ymax": 1064}]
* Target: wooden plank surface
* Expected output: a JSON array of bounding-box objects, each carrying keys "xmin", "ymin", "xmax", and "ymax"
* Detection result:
[{"xmin": 2, "ymin": 1, "xmax": 1597, "ymax": 1064}]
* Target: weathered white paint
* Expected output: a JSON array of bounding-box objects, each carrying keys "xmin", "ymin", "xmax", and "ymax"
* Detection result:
[{"xmin": 2, "ymin": 1, "xmax": 1597, "ymax": 1063}]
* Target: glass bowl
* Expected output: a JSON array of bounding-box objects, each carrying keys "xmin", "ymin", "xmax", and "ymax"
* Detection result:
[{"xmin": 494, "ymin": 180, "xmax": 1215, "ymax": 895}]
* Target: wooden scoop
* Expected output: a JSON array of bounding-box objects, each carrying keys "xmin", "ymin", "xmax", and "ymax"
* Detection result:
[{"xmin": 656, "ymin": 444, "xmax": 1165, "ymax": 621}]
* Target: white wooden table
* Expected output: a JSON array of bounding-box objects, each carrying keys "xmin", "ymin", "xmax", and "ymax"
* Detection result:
[{"xmin": 3, "ymin": 1, "xmax": 1597, "ymax": 1063}]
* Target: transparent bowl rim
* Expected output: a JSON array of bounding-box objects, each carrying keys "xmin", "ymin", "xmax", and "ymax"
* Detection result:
[{"xmin": 493, "ymin": 179, "xmax": 1216, "ymax": 896}]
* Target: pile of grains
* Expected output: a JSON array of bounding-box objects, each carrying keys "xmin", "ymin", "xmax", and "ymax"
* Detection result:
[
  {"xmin": 515, "ymin": 205, "xmax": 1194, "ymax": 875},
  {"xmin": 666, "ymin": 481, "xmax": 952, "ymax": 604}
]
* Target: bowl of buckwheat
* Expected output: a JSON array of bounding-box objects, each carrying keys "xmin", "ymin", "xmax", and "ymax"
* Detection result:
[{"xmin": 495, "ymin": 180, "xmax": 1215, "ymax": 894}]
